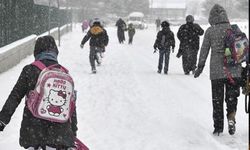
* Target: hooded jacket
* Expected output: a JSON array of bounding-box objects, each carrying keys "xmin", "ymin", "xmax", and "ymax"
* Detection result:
[
  {"xmin": 177, "ymin": 22, "xmax": 204, "ymax": 50},
  {"xmin": 154, "ymin": 27, "xmax": 175, "ymax": 50},
  {"xmin": 197, "ymin": 4, "xmax": 242, "ymax": 80},
  {"xmin": 0, "ymin": 36, "xmax": 77, "ymax": 148}
]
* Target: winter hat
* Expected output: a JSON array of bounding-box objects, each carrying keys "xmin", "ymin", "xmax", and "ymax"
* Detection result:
[
  {"xmin": 208, "ymin": 4, "xmax": 229, "ymax": 25},
  {"xmin": 186, "ymin": 15, "xmax": 194, "ymax": 23},
  {"xmin": 161, "ymin": 21, "xmax": 170, "ymax": 28},
  {"xmin": 90, "ymin": 18, "xmax": 104, "ymax": 27},
  {"xmin": 34, "ymin": 35, "xmax": 59, "ymax": 57}
]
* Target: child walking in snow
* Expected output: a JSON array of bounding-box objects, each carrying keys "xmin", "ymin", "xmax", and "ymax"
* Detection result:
[
  {"xmin": 127, "ymin": 23, "xmax": 136, "ymax": 44},
  {"xmin": 0, "ymin": 36, "xmax": 78, "ymax": 149},
  {"xmin": 82, "ymin": 19, "xmax": 89, "ymax": 33},
  {"xmin": 194, "ymin": 4, "xmax": 242, "ymax": 136},
  {"xmin": 153, "ymin": 21, "xmax": 175, "ymax": 74},
  {"xmin": 80, "ymin": 18, "xmax": 109, "ymax": 73}
]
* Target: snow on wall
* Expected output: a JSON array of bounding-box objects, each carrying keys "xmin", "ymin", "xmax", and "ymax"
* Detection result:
[{"xmin": 0, "ymin": 25, "xmax": 70, "ymax": 73}]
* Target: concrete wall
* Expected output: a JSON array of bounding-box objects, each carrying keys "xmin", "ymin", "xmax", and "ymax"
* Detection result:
[{"xmin": 0, "ymin": 25, "xmax": 70, "ymax": 73}]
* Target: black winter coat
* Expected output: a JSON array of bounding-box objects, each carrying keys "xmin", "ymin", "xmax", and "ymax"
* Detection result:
[
  {"xmin": 116, "ymin": 19, "xmax": 126, "ymax": 30},
  {"xmin": 0, "ymin": 59, "xmax": 77, "ymax": 148},
  {"xmin": 177, "ymin": 22, "xmax": 204, "ymax": 50},
  {"xmin": 154, "ymin": 27, "xmax": 175, "ymax": 50},
  {"xmin": 115, "ymin": 19, "xmax": 126, "ymax": 42},
  {"xmin": 81, "ymin": 25, "xmax": 109, "ymax": 48},
  {"xmin": 127, "ymin": 26, "xmax": 135, "ymax": 38}
]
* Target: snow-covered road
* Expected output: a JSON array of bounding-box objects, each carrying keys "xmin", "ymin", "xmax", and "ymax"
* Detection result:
[{"xmin": 0, "ymin": 23, "xmax": 248, "ymax": 150}]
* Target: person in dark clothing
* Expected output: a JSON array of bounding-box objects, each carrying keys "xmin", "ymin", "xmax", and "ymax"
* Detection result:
[
  {"xmin": 177, "ymin": 15, "xmax": 204, "ymax": 75},
  {"xmin": 115, "ymin": 18, "xmax": 126, "ymax": 44},
  {"xmin": 80, "ymin": 18, "xmax": 109, "ymax": 73},
  {"xmin": 153, "ymin": 21, "xmax": 175, "ymax": 74},
  {"xmin": 194, "ymin": 4, "xmax": 242, "ymax": 136},
  {"xmin": 127, "ymin": 23, "xmax": 136, "ymax": 44},
  {"xmin": 0, "ymin": 35, "xmax": 78, "ymax": 149},
  {"xmin": 155, "ymin": 17, "xmax": 161, "ymax": 31}
]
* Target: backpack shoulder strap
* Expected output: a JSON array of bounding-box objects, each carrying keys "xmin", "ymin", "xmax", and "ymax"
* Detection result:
[
  {"xmin": 32, "ymin": 60, "xmax": 69, "ymax": 73},
  {"xmin": 32, "ymin": 60, "xmax": 46, "ymax": 70},
  {"xmin": 60, "ymin": 65, "xmax": 69, "ymax": 73}
]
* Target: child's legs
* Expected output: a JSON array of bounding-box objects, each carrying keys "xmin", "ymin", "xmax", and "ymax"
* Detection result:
[
  {"xmin": 190, "ymin": 49, "xmax": 198, "ymax": 70},
  {"xmin": 128, "ymin": 35, "xmax": 133, "ymax": 44},
  {"xmin": 182, "ymin": 51, "xmax": 189, "ymax": 73},
  {"xmin": 211, "ymin": 79, "xmax": 225, "ymax": 131},
  {"xmin": 89, "ymin": 47, "xmax": 96, "ymax": 70},
  {"xmin": 158, "ymin": 51, "xmax": 164, "ymax": 71},
  {"xmin": 225, "ymin": 79, "xmax": 240, "ymax": 119},
  {"xmin": 164, "ymin": 50, "xmax": 170, "ymax": 73}
]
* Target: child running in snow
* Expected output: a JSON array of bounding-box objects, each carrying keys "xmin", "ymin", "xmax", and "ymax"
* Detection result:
[
  {"xmin": 0, "ymin": 36, "xmax": 78, "ymax": 150},
  {"xmin": 80, "ymin": 18, "xmax": 109, "ymax": 73}
]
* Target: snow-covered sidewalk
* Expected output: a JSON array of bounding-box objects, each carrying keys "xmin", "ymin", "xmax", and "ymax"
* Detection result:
[{"xmin": 0, "ymin": 23, "xmax": 248, "ymax": 150}]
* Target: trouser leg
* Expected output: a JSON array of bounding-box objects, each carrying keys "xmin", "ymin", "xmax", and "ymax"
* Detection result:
[
  {"xmin": 89, "ymin": 47, "xmax": 96, "ymax": 70},
  {"xmin": 129, "ymin": 36, "xmax": 133, "ymax": 44},
  {"xmin": 158, "ymin": 52, "xmax": 164, "ymax": 72},
  {"xmin": 164, "ymin": 50, "xmax": 170, "ymax": 73},
  {"xmin": 225, "ymin": 79, "xmax": 240, "ymax": 120},
  {"xmin": 211, "ymin": 79, "xmax": 225, "ymax": 131},
  {"xmin": 186, "ymin": 48, "xmax": 193, "ymax": 72},
  {"xmin": 190, "ymin": 49, "xmax": 198, "ymax": 71},
  {"xmin": 182, "ymin": 51, "xmax": 189, "ymax": 74}
]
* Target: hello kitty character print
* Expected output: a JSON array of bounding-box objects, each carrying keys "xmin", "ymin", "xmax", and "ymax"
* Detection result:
[
  {"xmin": 46, "ymin": 90, "xmax": 67, "ymax": 116},
  {"xmin": 26, "ymin": 61, "xmax": 76, "ymax": 123}
]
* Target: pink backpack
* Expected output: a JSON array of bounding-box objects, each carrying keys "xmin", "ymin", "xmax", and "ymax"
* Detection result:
[{"xmin": 26, "ymin": 61, "xmax": 75, "ymax": 123}]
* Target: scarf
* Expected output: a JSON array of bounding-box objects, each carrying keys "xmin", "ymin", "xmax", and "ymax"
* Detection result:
[{"xmin": 35, "ymin": 51, "xmax": 58, "ymax": 62}]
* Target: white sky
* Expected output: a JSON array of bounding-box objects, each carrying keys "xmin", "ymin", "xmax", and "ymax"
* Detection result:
[{"xmin": 149, "ymin": 0, "xmax": 186, "ymax": 8}]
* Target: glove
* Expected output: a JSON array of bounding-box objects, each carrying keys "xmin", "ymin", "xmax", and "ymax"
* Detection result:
[
  {"xmin": 0, "ymin": 120, "xmax": 6, "ymax": 131},
  {"xmin": 176, "ymin": 52, "xmax": 182, "ymax": 58},
  {"xmin": 194, "ymin": 66, "xmax": 204, "ymax": 78},
  {"xmin": 153, "ymin": 44, "xmax": 157, "ymax": 50},
  {"xmin": 171, "ymin": 47, "xmax": 175, "ymax": 53},
  {"xmin": 176, "ymin": 48, "xmax": 183, "ymax": 58},
  {"xmin": 80, "ymin": 44, "xmax": 84, "ymax": 49}
]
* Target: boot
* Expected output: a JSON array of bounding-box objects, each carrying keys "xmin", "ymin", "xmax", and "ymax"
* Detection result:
[
  {"xmin": 228, "ymin": 120, "xmax": 236, "ymax": 135},
  {"xmin": 227, "ymin": 112, "xmax": 236, "ymax": 135},
  {"xmin": 213, "ymin": 128, "xmax": 223, "ymax": 136},
  {"xmin": 92, "ymin": 68, "xmax": 97, "ymax": 74}
]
